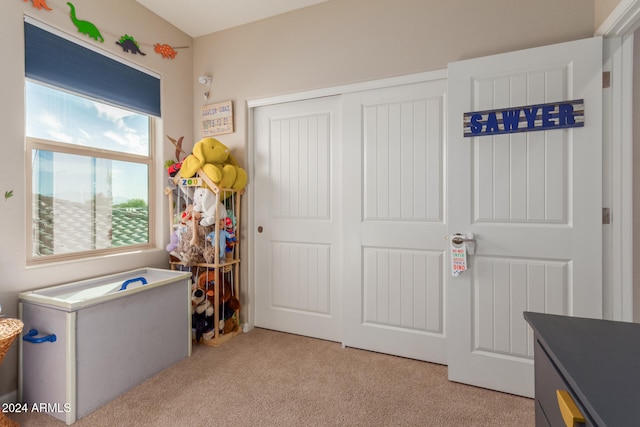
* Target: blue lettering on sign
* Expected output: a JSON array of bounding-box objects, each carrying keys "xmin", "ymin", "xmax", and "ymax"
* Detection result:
[
  {"xmin": 558, "ymin": 103, "xmax": 575, "ymax": 126},
  {"xmin": 470, "ymin": 113, "xmax": 483, "ymax": 134},
  {"xmin": 464, "ymin": 99, "xmax": 583, "ymax": 137},
  {"xmin": 523, "ymin": 107, "xmax": 539, "ymax": 129},
  {"xmin": 485, "ymin": 112, "xmax": 499, "ymax": 133},
  {"xmin": 501, "ymin": 109, "xmax": 520, "ymax": 131},
  {"xmin": 541, "ymin": 104, "xmax": 555, "ymax": 127}
]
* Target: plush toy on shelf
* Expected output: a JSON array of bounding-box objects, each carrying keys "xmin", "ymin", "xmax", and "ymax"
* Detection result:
[
  {"xmin": 165, "ymin": 160, "xmax": 182, "ymax": 177},
  {"xmin": 205, "ymin": 219, "xmax": 232, "ymax": 263},
  {"xmin": 179, "ymin": 137, "xmax": 247, "ymax": 191},
  {"xmin": 191, "ymin": 286, "xmax": 214, "ymax": 342},
  {"xmin": 193, "ymin": 187, "xmax": 227, "ymax": 227},
  {"xmin": 175, "ymin": 222, "xmax": 215, "ymax": 266},
  {"xmin": 165, "ymin": 231, "xmax": 180, "ymax": 253},
  {"xmin": 172, "ymin": 187, "xmax": 232, "ymax": 265},
  {"xmin": 196, "ymin": 271, "xmax": 240, "ymax": 336},
  {"xmin": 166, "ymin": 205, "xmax": 197, "ymax": 260},
  {"xmin": 224, "ymin": 217, "xmax": 237, "ymax": 259}
]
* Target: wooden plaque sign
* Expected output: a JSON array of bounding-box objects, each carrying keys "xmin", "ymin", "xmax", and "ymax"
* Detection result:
[{"xmin": 202, "ymin": 100, "xmax": 233, "ymax": 136}]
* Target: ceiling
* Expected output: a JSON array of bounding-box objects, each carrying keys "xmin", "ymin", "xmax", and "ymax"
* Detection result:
[{"xmin": 136, "ymin": 0, "xmax": 330, "ymax": 38}]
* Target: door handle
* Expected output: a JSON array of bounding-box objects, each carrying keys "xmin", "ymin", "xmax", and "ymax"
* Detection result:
[
  {"xmin": 451, "ymin": 235, "xmax": 476, "ymax": 245},
  {"xmin": 450, "ymin": 233, "xmax": 476, "ymax": 255}
]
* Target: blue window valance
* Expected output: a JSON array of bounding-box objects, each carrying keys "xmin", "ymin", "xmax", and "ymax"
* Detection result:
[{"xmin": 24, "ymin": 20, "xmax": 161, "ymax": 117}]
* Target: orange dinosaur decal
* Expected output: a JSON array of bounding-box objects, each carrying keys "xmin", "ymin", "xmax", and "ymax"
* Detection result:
[
  {"xmin": 23, "ymin": 0, "xmax": 52, "ymax": 11},
  {"xmin": 155, "ymin": 44, "xmax": 178, "ymax": 59}
]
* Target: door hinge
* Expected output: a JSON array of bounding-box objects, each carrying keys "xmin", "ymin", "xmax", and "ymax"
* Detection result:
[
  {"xmin": 603, "ymin": 71, "xmax": 611, "ymax": 88},
  {"xmin": 603, "ymin": 207, "xmax": 611, "ymax": 224}
]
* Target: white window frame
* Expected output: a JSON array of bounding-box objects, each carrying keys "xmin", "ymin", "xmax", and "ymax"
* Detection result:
[{"xmin": 25, "ymin": 110, "xmax": 156, "ymax": 265}]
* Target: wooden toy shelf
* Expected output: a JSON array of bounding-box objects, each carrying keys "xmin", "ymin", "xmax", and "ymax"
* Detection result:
[{"xmin": 166, "ymin": 168, "xmax": 243, "ymax": 347}]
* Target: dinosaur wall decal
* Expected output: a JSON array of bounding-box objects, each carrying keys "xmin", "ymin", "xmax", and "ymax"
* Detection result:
[
  {"xmin": 155, "ymin": 43, "xmax": 178, "ymax": 59},
  {"xmin": 67, "ymin": 2, "xmax": 104, "ymax": 42},
  {"xmin": 23, "ymin": 0, "xmax": 52, "ymax": 11},
  {"xmin": 116, "ymin": 35, "xmax": 146, "ymax": 55}
]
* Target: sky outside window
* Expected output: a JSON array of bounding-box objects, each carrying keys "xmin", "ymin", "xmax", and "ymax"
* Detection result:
[{"xmin": 25, "ymin": 80, "xmax": 149, "ymax": 204}]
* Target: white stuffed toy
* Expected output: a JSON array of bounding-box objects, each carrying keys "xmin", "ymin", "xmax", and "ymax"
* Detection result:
[{"xmin": 193, "ymin": 187, "xmax": 227, "ymax": 226}]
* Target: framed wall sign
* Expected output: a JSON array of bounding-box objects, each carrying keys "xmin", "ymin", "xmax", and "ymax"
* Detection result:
[{"xmin": 201, "ymin": 100, "xmax": 233, "ymax": 136}]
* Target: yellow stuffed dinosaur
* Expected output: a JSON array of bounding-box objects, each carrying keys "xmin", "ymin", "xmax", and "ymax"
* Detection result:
[{"xmin": 179, "ymin": 137, "xmax": 247, "ymax": 191}]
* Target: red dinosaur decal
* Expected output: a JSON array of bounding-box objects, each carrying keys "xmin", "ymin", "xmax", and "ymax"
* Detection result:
[
  {"xmin": 23, "ymin": 0, "xmax": 52, "ymax": 11},
  {"xmin": 155, "ymin": 44, "xmax": 178, "ymax": 59}
]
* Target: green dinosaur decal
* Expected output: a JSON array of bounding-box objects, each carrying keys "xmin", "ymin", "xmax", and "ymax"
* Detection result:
[{"xmin": 67, "ymin": 2, "xmax": 104, "ymax": 42}]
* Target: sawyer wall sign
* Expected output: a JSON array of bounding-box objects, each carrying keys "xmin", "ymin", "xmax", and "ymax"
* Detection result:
[{"xmin": 463, "ymin": 99, "xmax": 584, "ymax": 137}]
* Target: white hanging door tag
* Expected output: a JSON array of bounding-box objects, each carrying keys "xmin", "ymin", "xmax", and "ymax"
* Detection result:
[{"xmin": 450, "ymin": 235, "xmax": 468, "ymax": 277}]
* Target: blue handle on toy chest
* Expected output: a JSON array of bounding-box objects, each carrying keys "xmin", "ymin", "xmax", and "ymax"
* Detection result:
[
  {"xmin": 23, "ymin": 329, "xmax": 57, "ymax": 344},
  {"xmin": 119, "ymin": 277, "xmax": 148, "ymax": 291}
]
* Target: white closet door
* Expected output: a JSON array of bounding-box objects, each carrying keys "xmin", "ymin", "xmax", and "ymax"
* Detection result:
[
  {"xmin": 254, "ymin": 96, "xmax": 342, "ymax": 341},
  {"xmin": 342, "ymin": 80, "xmax": 448, "ymax": 363},
  {"xmin": 252, "ymin": 35, "xmax": 603, "ymax": 399},
  {"xmin": 447, "ymin": 36, "xmax": 603, "ymax": 397}
]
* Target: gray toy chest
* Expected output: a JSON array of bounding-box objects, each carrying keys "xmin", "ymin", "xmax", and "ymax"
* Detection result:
[{"xmin": 18, "ymin": 268, "xmax": 192, "ymax": 424}]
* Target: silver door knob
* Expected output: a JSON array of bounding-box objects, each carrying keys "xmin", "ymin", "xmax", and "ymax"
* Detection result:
[
  {"xmin": 450, "ymin": 233, "xmax": 476, "ymax": 255},
  {"xmin": 451, "ymin": 235, "xmax": 476, "ymax": 245}
]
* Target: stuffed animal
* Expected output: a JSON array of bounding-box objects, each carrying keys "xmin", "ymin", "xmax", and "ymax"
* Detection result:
[
  {"xmin": 192, "ymin": 311, "xmax": 212, "ymax": 342},
  {"xmin": 180, "ymin": 204, "xmax": 195, "ymax": 225},
  {"xmin": 197, "ymin": 271, "xmax": 238, "ymax": 305},
  {"xmin": 174, "ymin": 193, "xmax": 228, "ymax": 265},
  {"xmin": 191, "ymin": 286, "xmax": 214, "ymax": 342},
  {"xmin": 224, "ymin": 217, "xmax": 237, "ymax": 258},
  {"xmin": 165, "ymin": 160, "xmax": 182, "ymax": 177},
  {"xmin": 166, "ymin": 205, "xmax": 197, "ymax": 260},
  {"xmin": 193, "ymin": 187, "xmax": 227, "ymax": 227},
  {"xmin": 196, "ymin": 271, "xmax": 240, "ymax": 335},
  {"xmin": 175, "ymin": 223, "xmax": 215, "ymax": 266},
  {"xmin": 192, "ymin": 287, "xmax": 214, "ymax": 317},
  {"xmin": 179, "ymin": 137, "xmax": 248, "ymax": 191},
  {"xmin": 223, "ymin": 316, "xmax": 238, "ymax": 335},
  {"xmin": 205, "ymin": 222, "xmax": 232, "ymax": 262},
  {"xmin": 165, "ymin": 231, "xmax": 179, "ymax": 252}
]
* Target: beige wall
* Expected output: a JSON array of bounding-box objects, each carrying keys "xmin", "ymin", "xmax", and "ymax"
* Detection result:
[
  {"xmin": 193, "ymin": 0, "xmax": 596, "ymax": 328},
  {"xmin": 0, "ymin": 0, "xmax": 192, "ymax": 397},
  {"xmin": 595, "ymin": 0, "xmax": 622, "ymax": 30}
]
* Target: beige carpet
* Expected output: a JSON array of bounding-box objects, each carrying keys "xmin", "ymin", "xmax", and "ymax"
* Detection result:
[{"xmin": 9, "ymin": 328, "xmax": 534, "ymax": 426}]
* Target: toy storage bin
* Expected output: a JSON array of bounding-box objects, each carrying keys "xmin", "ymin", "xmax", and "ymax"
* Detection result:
[{"xmin": 18, "ymin": 268, "xmax": 192, "ymax": 425}]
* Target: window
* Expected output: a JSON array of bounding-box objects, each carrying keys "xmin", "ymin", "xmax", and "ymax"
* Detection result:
[{"xmin": 24, "ymin": 20, "xmax": 159, "ymax": 263}]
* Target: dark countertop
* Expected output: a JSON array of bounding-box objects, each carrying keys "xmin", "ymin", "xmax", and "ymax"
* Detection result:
[{"xmin": 524, "ymin": 311, "xmax": 640, "ymax": 426}]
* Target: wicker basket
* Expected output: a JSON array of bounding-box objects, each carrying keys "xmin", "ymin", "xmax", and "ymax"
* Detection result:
[
  {"xmin": 0, "ymin": 319, "xmax": 23, "ymax": 427},
  {"xmin": 0, "ymin": 318, "xmax": 23, "ymax": 363}
]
